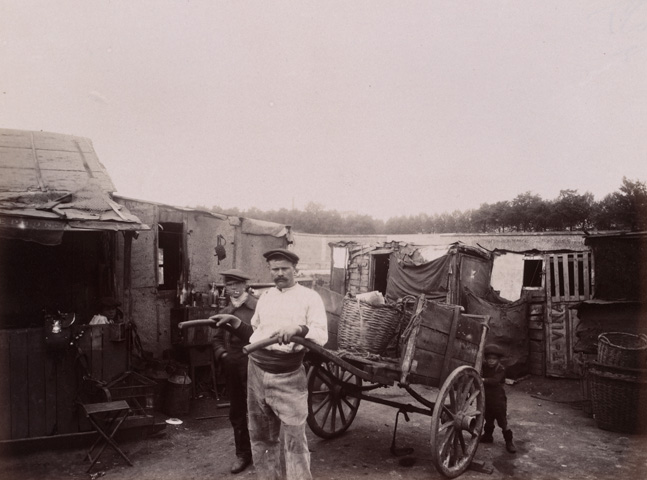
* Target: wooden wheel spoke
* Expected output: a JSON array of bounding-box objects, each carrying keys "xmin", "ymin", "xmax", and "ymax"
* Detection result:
[
  {"xmin": 341, "ymin": 396, "xmax": 357, "ymax": 411},
  {"xmin": 448, "ymin": 387, "xmax": 456, "ymax": 409},
  {"xmin": 330, "ymin": 400, "xmax": 339, "ymax": 431},
  {"xmin": 457, "ymin": 430, "xmax": 467, "ymax": 454},
  {"xmin": 439, "ymin": 428, "xmax": 454, "ymax": 460},
  {"xmin": 466, "ymin": 387, "xmax": 479, "ymax": 405},
  {"xmin": 455, "ymin": 376, "xmax": 473, "ymax": 409},
  {"xmin": 317, "ymin": 371, "xmax": 336, "ymax": 389},
  {"xmin": 452, "ymin": 431, "xmax": 461, "ymax": 464},
  {"xmin": 312, "ymin": 394, "xmax": 331, "ymax": 416},
  {"xmin": 319, "ymin": 398, "xmax": 333, "ymax": 425},
  {"xmin": 442, "ymin": 404, "xmax": 456, "ymax": 420},
  {"xmin": 439, "ymin": 419, "xmax": 454, "ymax": 432},
  {"xmin": 337, "ymin": 400, "xmax": 347, "ymax": 425}
]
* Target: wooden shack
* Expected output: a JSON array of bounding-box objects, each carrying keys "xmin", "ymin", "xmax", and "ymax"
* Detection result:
[
  {"xmin": 0, "ymin": 128, "xmax": 294, "ymax": 442},
  {"xmin": 0, "ymin": 128, "xmax": 149, "ymax": 441}
]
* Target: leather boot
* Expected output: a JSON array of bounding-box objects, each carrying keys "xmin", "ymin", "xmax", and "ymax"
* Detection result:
[
  {"xmin": 480, "ymin": 425, "xmax": 494, "ymax": 443},
  {"xmin": 230, "ymin": 455, "xmax": 252, "ymax": 474},
  {"xmin": 503, "ymin": 429, "xmax": 516, "ymax": 453}
]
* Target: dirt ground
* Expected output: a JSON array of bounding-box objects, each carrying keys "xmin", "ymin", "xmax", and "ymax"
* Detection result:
[{"xmin": 2, "ymin": 375, "xmax": 646, "ymax": 480}]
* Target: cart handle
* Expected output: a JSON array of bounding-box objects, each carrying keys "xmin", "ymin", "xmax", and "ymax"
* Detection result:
[
  {"xmin": 243, "ymin": 336, "xmax": 319, "ymax": 354},
  {"xmin": 177, "ymin": 314, "xmax": 242, "ymax": 330}
]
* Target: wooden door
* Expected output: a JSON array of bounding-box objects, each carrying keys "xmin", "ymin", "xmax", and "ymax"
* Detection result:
[{"xmin": 544, "ymin": 252, "xmax": 593, "ymax": 377}]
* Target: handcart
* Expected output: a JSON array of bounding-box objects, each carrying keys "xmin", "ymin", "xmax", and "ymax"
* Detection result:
[{"xmin": 180, "ymin": 296, "xmax": 490, "ymax": 478}]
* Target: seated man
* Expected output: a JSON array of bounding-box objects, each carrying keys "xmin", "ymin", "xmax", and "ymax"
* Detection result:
[{"xmin": 89, "ymin": 297, "xmax": 122, "ymax": 325}]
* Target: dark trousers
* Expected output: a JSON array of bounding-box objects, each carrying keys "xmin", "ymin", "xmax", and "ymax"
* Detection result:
[
  {"xmin": 484, "ymin": 398, "xmax": 508, "ymax": 432},
  {"xmin": 222, "ymin": 353, "xmax": 251, "ymax": 459}
]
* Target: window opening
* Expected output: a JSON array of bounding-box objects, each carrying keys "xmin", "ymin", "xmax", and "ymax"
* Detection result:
[
  {"xmin": 522, "ymin": 259, "xmax": 543, "ymax": 288},
  {"xmin": 370, "ymin": 253, "xmax": 390, "ymax": 296},
  {"xmin": 158, "ymin": 222, "xmax": 183, "ymax": 291}
]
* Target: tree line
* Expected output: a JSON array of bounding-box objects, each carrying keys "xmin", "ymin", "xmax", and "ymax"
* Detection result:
[{"xmin": 202, "ymin": 177, "xmax": 647, "ymax": 235}]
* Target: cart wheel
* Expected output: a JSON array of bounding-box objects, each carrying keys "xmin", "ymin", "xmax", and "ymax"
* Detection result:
[
  {"xmin": 430, "ymin": 366, "xmax": 485, "ymax": 478},
  {"xmin": 307, "ymin": 361, "xmax": 361, "ymax": 439}
]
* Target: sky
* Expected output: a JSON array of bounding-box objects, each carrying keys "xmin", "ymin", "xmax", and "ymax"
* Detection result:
[{"xmin": 1, "ymin": 1, "xmax": 646, "ymax": 221}]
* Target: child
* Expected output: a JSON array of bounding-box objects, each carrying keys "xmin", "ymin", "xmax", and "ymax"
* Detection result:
[{"xmin": 481, "ymin": 344, "xmax": 516, "ymax": 453}]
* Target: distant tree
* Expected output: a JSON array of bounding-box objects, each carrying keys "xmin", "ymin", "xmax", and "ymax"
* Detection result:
[
  {"xmin": 552, "ymin": 189, "xmax": 595, "ymax": 231},
  {"xmin": 202, "ymin": 177, "xmax": 646, "ymax": 235},
  {"xmin": 593, "ymin": 177, "xmax": 647, "ymax": 231},
  {"xmin": 509, "ymin": 192, "xmax": 546, "ymax": 231},
  {"xmin": 472, "ymin": 203, "xmax": 493, "ymax": 232}
]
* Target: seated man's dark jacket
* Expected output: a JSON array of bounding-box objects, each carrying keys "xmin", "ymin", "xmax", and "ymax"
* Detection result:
[{"xmin": 213, "ymin": 294, "xmax": 258, "ymax": 362}]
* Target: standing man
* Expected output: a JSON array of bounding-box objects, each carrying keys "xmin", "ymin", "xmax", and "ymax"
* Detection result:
[
  {"xmin": 216, "ymin": 248, "xmax": 328, "ymax": 480},
  {"xmin": 212, "ymin": 269, "xmax": 257, "ymax": 474}
]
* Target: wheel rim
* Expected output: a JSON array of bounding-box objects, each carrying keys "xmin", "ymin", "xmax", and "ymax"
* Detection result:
[
  {"xmin": 307, "ymin": 361, "xmax": 361, "ymax": 439},
  {"xmin": 430, "ymin": 366, "xmax": 485, "ymax": 478}
]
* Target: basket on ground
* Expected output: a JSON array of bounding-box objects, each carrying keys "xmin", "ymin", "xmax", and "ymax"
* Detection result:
[
  {"xmin": 588, "ymin": 362, "xmax": 647, "ymax": 433},
  {"xmin": 597, "ymin": 332, "xmax": 647, "ymax": 369},
  {"xmin": 337, "ymin": 297, "xmax": 403, "ymax": 355}
]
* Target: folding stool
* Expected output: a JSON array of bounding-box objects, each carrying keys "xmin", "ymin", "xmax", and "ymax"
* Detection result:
[{"xmin": 80, "ymin": 400, "xmax": 133, "ymax": 472}]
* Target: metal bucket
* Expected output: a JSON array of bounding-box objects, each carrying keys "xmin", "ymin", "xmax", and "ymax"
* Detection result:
[{"xmin": 164, "ymin": 374, "xmax": 191, "ymax": 416}]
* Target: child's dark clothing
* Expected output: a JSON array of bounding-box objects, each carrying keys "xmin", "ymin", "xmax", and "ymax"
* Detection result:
[
  {"xmin": 482, "ymin": 363, "xmax": 508, "ymax": 431},
  {"xmin": 482, "ymin": 362, "xmax": 516, "ymax": 452}
]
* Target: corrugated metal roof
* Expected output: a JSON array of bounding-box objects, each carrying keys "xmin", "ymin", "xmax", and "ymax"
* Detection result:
[{"xmin": 0, "ymin": 128, "xmax": 115, "ymax": 195}]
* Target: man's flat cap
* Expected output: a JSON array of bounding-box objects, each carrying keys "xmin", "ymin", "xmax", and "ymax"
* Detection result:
[
  {"xmin": 263, "ymin": 248, "xmax": 299, "ymax": 264},
  {"xmin": 220, "ymin": 268, "xmax": 251, "ymax": 282},
  {"xmin": 484, "ymin": 344, "xmax": 505, "ymax": 357}
]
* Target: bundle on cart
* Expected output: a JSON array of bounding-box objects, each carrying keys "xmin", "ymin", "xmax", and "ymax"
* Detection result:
[{"xmin": 337, "ymin": 294, "xmax": 406, "ymax": 356}]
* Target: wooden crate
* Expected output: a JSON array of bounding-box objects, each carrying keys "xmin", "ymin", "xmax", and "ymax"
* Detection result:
[{"xmin": 400, "ymin": 301, "xmax": 489, "ymax": 387}]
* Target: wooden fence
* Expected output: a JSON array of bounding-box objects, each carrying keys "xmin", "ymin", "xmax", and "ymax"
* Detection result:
[{"xmin": 0, "ymin": 324, "xmax": 128, "ymax": 441}]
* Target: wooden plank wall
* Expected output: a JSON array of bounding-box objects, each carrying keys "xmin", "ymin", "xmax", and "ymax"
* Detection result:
[
  {"xmin": 0, "ymin": 325, "xmax": 128, "ymax": 441},
  {"xmin": 528, "ymin": 302, "xmax": 546, "ymax": 376}
]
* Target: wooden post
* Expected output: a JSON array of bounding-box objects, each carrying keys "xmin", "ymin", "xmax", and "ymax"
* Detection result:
[
  {"xmin": 123, "ymin": 231, "xmax": 133, "ymax": 369},
  {"xmin": 474, "ymin": 315, "xmax": 491, "ymax": 375},
  {"xmin": 439, "ymin": 306, "xmax": 462, "ymax": 385}
]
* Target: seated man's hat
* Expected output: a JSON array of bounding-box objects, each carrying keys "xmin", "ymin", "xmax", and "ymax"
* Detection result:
[
  {"xmin": 484, "ymin": 344, "xmax": 505, "ymax": 357},
  {"xmin": 220, "ymin": 268, "xmax": 251, "ymax": 282}
]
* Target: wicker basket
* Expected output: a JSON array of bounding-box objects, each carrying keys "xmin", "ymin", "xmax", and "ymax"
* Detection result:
[
  {"xmin": 597, "ymin": 332, "xmax": 647, "ymax": 369},
  {"xmin": 589, "ymin": 362, "xmax": 647, "ymax": 433},
  {"xmin": 337, "ymin": 297, "xmax": 403, "ymax": 355}
]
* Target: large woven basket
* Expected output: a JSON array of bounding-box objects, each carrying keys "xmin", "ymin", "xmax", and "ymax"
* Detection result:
[
  {"xmin": 337, "ymin": 297, "xmax": 403, "ymax": 355},
  {"xmin": 597, "ymin": 332, "xmax": 647, "ymax": 369},
  {"xmin": 589, "ymin": 362, "xmax": 647, "ymax": 433}
]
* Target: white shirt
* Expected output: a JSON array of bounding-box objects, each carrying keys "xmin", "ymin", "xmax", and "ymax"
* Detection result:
[
  {"xmin": 249, "ymin": 283, "xmax": 328, "ymax": 352},
  {"xmin": 89, "ymin": 314, "xmax": 110, "ymax": 325}
]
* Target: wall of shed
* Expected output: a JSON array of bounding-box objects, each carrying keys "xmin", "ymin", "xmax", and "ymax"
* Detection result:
[
  {"xmin": 585, "ymin": 236, "xmax": 647, "ymax": 301},
  {"xmin": 346, "ymin": 252, "xmax": 372, "ymax": 296},
  {"xmin": 388, "ymin": 233, "xmax": 587, "ymax": 251},
  {"xmin": 293, "ymin": 233, "xmax": 387, "ymax": 271},
  {"xmin": 114, "ymin": 198, "xmax": 286, "ymax": 357},
  {"xmin": 296, "ymin": 232, "xmax": 586, "ymax": 277}
]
